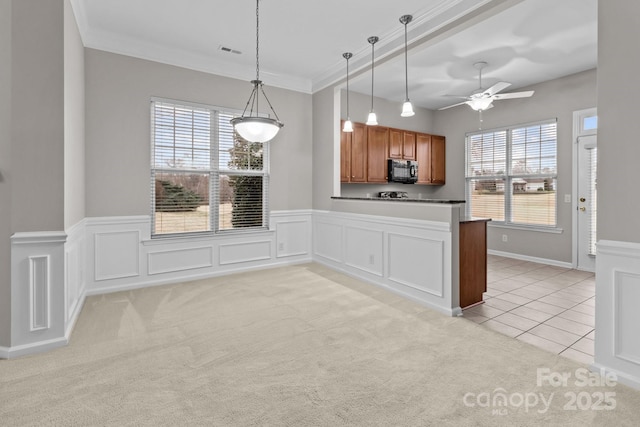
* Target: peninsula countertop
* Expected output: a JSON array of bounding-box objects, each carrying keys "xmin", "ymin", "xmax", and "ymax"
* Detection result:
[{"xmin": 331, "ymin": 196, "xmax": 466, "ymax": 204}]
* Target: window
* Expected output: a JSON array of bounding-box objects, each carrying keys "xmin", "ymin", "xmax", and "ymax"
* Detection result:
[
  {"xmin": 151, "ymin": 98, "xmax": 269, "ymax": 236},
  {"xmin": 465, "ymin": 120, "xmax": 557, "ymax": 228}
]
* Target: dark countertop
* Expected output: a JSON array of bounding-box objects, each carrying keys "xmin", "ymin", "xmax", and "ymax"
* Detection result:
[
  {"xmin": 460, "ymin": 217, "xmax": 492, "ymax": 223},
  {"xmin": 331, "ymin": 196, "xmax": 466, "ymax": 204}
]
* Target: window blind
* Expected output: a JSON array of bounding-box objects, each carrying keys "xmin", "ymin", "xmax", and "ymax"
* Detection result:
[
  {"xmin": 151, "ymin": 99, "xmax": 269, "ymax": 236},
  {"xmin": 466, "ymin": 120, "xmax": 557, "ymax": 228},
  {"xmin": 588, "ymin": 147, "xmax": 597, "ymax": 255}
]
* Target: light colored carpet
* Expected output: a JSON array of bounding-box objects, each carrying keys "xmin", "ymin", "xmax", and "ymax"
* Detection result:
[{"xmin": 1, "ymin": 263, "xmax": 639, "ymax": 426}]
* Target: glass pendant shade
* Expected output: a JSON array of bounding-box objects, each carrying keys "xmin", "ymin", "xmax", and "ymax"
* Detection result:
[
  {"xmin": 469, "ymin": 98, "xmax": 493, "ymax": 111},
  {"xmin": 342, "ymin": 118, "xmax": 353, "ymax": 132},
  {"xmin": 401, "ymin": 100, "xmax": 415, "ymax": 117},
  {"xmin": 366, "ymin": 111, "xmax": 378, "ymax": 126},
  {"xmin": 231, "ymin": 116, "xmax": 283, "ymax": 143}
]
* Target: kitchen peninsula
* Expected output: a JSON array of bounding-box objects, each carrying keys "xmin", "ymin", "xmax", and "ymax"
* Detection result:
[{"xmin": 312, "ymin": 196, "xmax": 488, "ymax": 316}]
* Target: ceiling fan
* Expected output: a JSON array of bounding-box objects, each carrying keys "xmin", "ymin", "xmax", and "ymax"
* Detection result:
[{"xmin": 439, "ymin": 62, "xmax": 534, "ymax": 111}]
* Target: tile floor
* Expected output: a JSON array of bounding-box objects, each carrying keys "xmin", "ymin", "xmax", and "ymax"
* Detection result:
[{"xmin": 462, "ymin": 255, "xmax": 595, "ymax": 365}]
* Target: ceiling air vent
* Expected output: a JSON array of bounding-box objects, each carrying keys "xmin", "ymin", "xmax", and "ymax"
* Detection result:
[{"xmin": 218, "ymin": 46, "xmax": 242, "ymax": 55}]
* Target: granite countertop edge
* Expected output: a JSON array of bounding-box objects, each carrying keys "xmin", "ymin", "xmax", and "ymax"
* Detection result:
[{"xmin": 331, "ymin": 196, "xmax": 466, "ymax": 204}]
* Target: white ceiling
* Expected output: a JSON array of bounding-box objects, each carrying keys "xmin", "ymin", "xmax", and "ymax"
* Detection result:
[{"xmin": 70, "ymin": 0, "xmax": 597, "ymax": 110}]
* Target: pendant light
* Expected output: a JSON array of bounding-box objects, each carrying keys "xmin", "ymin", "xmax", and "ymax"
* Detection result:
[
  {"xmin": 366, "ymin": 36, "xmax": 379, "ymax": 126},
  {"xmin": 399, "ymin": 14, "xmax": 415, "ymax": 117},
  {"xmin": 342, "ymin": 52, "xmax": 354, "ymax": 132},
  {"xmin": 230, "ymin": 0, "xmax": 283, "ymax": 143}
]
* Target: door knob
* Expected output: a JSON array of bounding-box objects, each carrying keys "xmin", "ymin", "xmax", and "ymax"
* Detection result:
[
  {"xmin": 580, "ymin": 197, "xmax": 586, "ymax": 202},
  {"xmin": 580, "ymin": 207, "xmax": 586, "ymax": 212}
]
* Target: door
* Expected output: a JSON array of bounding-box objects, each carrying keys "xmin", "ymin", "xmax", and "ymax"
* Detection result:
[{"xmin": 574, "ymin": 108, "xmax": 598, "ymax": 272}]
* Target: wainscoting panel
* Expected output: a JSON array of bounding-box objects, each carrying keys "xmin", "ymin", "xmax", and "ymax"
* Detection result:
[
  {"xmin": 219, "ymin": 240, "xmax": 272, "ymax": 265},
  {"xmin": 275, "ymin": 220, "xmax": 310, "ymax": 258},
  {"xmin": 29, "ymin": 256, "xmax": 50, "ymax": 331},
  {"xmin": 6, "ymin": 231, "xmax": 67, "ymax": 358},
  {"xmin": 614, "ymin": 271, "xmax": 640, "ymax": 364},
  {"xmin": 94, "ymin": 231, "xmax": 140, "ymax": 281},
  {"xmin": 148, "ymin": 246, "xmax": 213, "ymax": 275},
  {"xmin": 345, "ymin": 226, "xmax": 384, "ymax": 276},
  {"xmin": 388, "ymin": 233, "xmax": 444, "ymax": 297},
  {"xmin": 313, "ymin": 221, "xmax": 343, "ymax": 263},
  {"xmin": 594, "ymin": 240, "xmax": 640, "ymax": 390}
]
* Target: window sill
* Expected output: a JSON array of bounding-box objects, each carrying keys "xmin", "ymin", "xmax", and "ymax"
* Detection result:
[
  {"xmin": 488, "ymin": 223, "xmax": 564, "ymax": 234},
  {"xmin": 142, "ymin": 228, "xmax": 275, "ymax": 246}
]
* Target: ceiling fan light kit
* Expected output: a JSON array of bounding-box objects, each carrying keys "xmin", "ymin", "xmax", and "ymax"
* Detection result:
[
  {"xmin": 230, "ymin": 0, "xmax": 284, "ymax": 143},
  {"xmin": 439, "ymin": 61, "xmax": 534, "ymax": 112}
]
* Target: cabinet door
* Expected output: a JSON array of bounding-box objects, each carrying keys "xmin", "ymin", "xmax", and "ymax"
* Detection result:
[
  {"xmin": 367, "ymin": 126, "xmax": 389, "ymax": 182},
  {"xmin": 388, "ymin": 128, "xmax": 403, "ymax": 159},
  {"xmin": 430, "ymin": 135, "xmax": 446, "ymax": 185},
  {"xmin": 416, "ymin": 133, "xmax": 431, "ymax": 184},
  {"xmin": 340, "ymin": 121, "xmax": 351, "ymax": 182},
  {"xmin": 350, "ymin": 123, "xmax": 367, "ymax": 182},
  {"xmin": 403, "ymin": 131, "xmax": 416, "ymax": 160}
]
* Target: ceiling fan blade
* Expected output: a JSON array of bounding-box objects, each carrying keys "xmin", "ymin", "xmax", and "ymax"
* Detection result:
[
  {"xmin": 484, "ymin": 81, "xmax": 511, "ymax": 96},
  {"xmin": 492, "ymin": 90, "xmax": 535, "ymax": 100},
  {"xmin": 438, "ymin": 101, "xmax": 469, "ymax": 110}
]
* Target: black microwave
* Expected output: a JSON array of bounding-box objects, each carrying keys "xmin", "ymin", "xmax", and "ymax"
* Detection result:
[{"xmin": 388, "ymin": 159, "xmax": 418, "ymax": 184}]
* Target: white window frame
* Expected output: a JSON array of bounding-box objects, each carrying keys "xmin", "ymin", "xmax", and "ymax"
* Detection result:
[
  {"xmin": 465, "ymin": 119, "xmax": 560, "ymax": 231},
  {"xmin": 150, "ymin": 97, "xmax": 270, "ymax": 238}
]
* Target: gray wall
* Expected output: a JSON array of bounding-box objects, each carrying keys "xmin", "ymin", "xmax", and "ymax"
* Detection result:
[
  {"xmin": 0, "ymin": 0, "xmax": 11, "ymax": 348},
  {"xmin": 11, "ymin": 0, "xmax": 65, "ymax": 232},
  {"xmin": 1, "ymin": 0, "xmax": 67, "ymax": 348},
  {"xmin": 434, "ymin": 69, "xmax": 597, "ymax": 263},
  {"xmin": 64, "ymin": 0, "xmax": 85, "ymax": 229},
  {"xmin": 85, "ymin": 49, "xmax": 313, "ymax": 217},
  {"xmin": 597, "ymin": 2, "xmax": 640, "ymax": 244}
]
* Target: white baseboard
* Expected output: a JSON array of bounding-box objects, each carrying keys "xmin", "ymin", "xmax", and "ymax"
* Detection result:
[
  {"xmin": 488, "ymin": 249, "xmax": 573, "ymax": 269},
  {"xmin": 0, "ymin": 337, "xmax": 68, "ymax": 359},
  {"xmin": 591, "ymin": 363, "xmax": 640, "ymax": 391}
]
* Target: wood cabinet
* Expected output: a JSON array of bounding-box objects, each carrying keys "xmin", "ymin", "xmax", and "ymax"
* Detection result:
[
  {"xmin": 367, "ymin": 126, "xmax": 389, "ymax": 183},
  {"xmin": 459, "ymin": 219, "xmax": 490, "ymax": 309},
  {"xmin": 340, "ymin": 121, "xmax": 367, "ymax": 183},
  {"xmin": 389, "ymin": 128, "xmax": 416, "ymax": 160},
  {"xmin": 340, "ymin": 121, "xmax": 444, "ymax": 185},
  {"xmin": 430, "ymin": 135, "xmax": 446, "ymax": 184},
  {"xmin": 416, "ymin": 132, "xmax": 446, "ymax": 185}
]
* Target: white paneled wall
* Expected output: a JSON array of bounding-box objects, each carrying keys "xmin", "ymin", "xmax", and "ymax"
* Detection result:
[
  {"xmin": 2, "ymin": 210, "xmax": 312, "ymax": 358},
  {"xmin": 84, "ymin": 211, "xmax": 313, "ymax": 295},
  {"xmin": 594, "ymin": 240, "xmax": 640, "ymax": 389},
  {"xmin": 312, "ymin": 210, "xmax": 459, "ymax": 316}
]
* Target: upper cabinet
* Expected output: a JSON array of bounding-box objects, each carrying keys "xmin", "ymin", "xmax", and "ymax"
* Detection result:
[
  {"xmin": 416, "ymin": 133, "xmax": 446, "ymax": 185},
  {"xmin": 340, "ymin": 121, "xmax": 445, "ymax": 185},
  {"xmin": 389, "ymin": 128, "xmax": 416, "ymax": 160},
  {"xmin": 367, "ymin": 126, "xmax": 389, "ymax": 183},
  {"xmin": 340, "ymin": 121, "xmax": 367, "ymax": 183}
]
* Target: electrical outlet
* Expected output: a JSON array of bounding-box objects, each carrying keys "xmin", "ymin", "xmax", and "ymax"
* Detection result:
[
  {"xmin": 564, "ymin": 194, "xmax": 571, "ymax": 203},
  {"xmin": 278, "ymin": 243, "xmax": 284, "ymax": 251},
  {"xmin": 502, "ymin": 234, "xmax": 508, "ymax": 242},
  {"xmin": 369, "ymin": 254, "xmax": 375, "ymax": 264}
]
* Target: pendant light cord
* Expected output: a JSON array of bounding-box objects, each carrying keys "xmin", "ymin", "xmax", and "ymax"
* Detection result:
[
  {"xmin": 403, "ymin": 21, "xmax": 409, "ymax": 100},
  {"xmin": 368, "ymin": 37, "xmax": 378, "ymax": 111},
  {"xmin": 346, "ymin": 55, "xmax": 350, "ymax": 115},
  {"xmin": 255, "ymin": 0, "xmax": 260, "ymax": 82}
]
